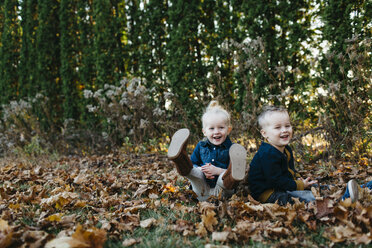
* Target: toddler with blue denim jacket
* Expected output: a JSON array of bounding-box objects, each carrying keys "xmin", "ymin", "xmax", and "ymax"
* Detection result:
[{"xmin": 168, "ymin": 101, "xmax": 247, "ymax": 201}]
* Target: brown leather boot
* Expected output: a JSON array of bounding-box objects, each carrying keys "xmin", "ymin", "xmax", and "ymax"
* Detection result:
[
  {"xmin": 222, "ymin": 144, "xmax": 247, "ymax": 190},
  {"xmin": 168, "ymin": 128, "xmax": 193, "ymax": 176}
]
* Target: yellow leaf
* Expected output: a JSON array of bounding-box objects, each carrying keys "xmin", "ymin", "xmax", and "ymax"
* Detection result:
[
  {"xmin": 74, "ymin": 200, "xmax": 87, "ymax": 208},
  {"xmin": 201, "ymin": 210, "xmax": 218, "ymax": 232},
  {"xmin": 56, "ymin": 197, "xmax": 70, "ymax": 210},
  {"xmin": 8, "ymin": 203, "xmax": 20, "ymax": 210},
  {"xmin": 46, "ymin": 213, "xmax": 63, "ymax": 222},
  {"xmin": 162, "ymin": 183, "xmax": 177, "ymax": 194}
]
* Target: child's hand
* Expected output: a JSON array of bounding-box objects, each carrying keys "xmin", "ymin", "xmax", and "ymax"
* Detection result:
[
  {"xmin": 301, "ymin": 177, "xmax": 318, "ymax": 189},
  {"xmin": 201, "ymin": 163, "xmax": 225, "ymax": 179}
]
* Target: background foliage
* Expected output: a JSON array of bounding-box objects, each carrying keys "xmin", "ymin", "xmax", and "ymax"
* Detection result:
[{"xmin": 0, "ymin": 0, "xmax": 370, "ymax": 160}]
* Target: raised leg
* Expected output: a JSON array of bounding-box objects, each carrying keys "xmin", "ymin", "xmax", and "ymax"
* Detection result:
[
  {"xmin": 167, "ymin": 129, "xmax": 193, "ymax": 176},
  {"xmin": 222, "ymin": 144, "xmax": 247, "ymax": 190}
]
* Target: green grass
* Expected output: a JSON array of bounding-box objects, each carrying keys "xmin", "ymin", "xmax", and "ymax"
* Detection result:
[
  {"xmin": 103, "ymin": 206, "xmax": 273, "ymax": 248},
  {"xmin": 102, "ymin": 206, "xmax": 371, "ymax": 248}
]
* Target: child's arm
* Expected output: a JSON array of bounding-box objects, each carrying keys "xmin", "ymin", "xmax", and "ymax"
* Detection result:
[
  {"xmin": 263, "ymin": 153, "xmax": 303, "ymax": 191},
  {"xmin": 300, "ymin": 177, "xmax": 318, "ymax": 188},
  {"xmin": 200, "ymin": 163, "xmax": 225, "ymax": 179},
  {"xmin": 190, "ymin": 143, "xmax": 217, "ymax": 178}
]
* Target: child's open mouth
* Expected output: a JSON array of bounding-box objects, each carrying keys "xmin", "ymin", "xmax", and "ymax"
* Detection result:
[
  {"xmin": 213, "ymin": 136, "xmax": 222, "ymax": 142},
  {"xmin": 280, "ymin": 134, "xmax": 289, "ymax": 139}
]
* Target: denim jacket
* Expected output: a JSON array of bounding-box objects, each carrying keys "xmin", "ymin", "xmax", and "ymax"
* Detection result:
[{"xmin": 190, "ymin": 136, "xmax": 233, "ymax": 187}]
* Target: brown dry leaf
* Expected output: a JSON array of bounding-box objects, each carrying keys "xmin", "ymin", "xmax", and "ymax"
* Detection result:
[
  {"xmin": 60, "ymin": 214, "xmax": 77, "ymax": 228},
  {"xmin": 205, "ymin": 244, "xmax": 230, "ymax": 248},
  {"xmin": 201, "ymin": 210, "xmax": 218, "ymax": 232},
  {"xmin": 123, "ymin": 204, "xmax": 147, "ymax": 213},
  {"xmin": 298, "ymin": 211, "xmax": 316, "ymax": 231},
  {"xmin": 359, "ymin": 186, "xmax": 372, "ymax": 206},
  {"xmin": 113, "ymin": 213, "xmax": 140, "ymax": 232},
  {"xmin": 70, "ymin": 224, "xmax": 107, "ymax": 248},
  {"xmin": 333, "ymin": 205, "xmax": 348, "ymax": 222},
  {"xmin": 245, "ymin": 202, "xmax": 265, "ymax": 212},
  {"xmin": 140, "ymin": 218, "xmax": 157, "ymax": 228},
  {"xmin": 325, "ymin": 225, "xmax": 354, "ymax": 243},
  {"xmin": 198, "ymin": 201, "xmax": 216, "ymax": 214},
  {"xmin": 355, "ymin": 204, "xmax": 372, "ymax": 232},
  {"xmin": 133, "ymin": 184, "xmax": 152, "ymax": 198},
  {"xmin": 266, "ymin": 226, "xmax": 291, "ymax": 236},
  {"xmin": 73, "ymin": 172, "xmax": 88, "ymax": 184},
  {"xmin": 212, "ymin": 231, "xmax": 229, "ymax": 242},
  {"xmin": 122, "ymin": 238, "xmax": 141, "ymax": 247},
  {"xmin": 148, "ymin": 193, "xmax": 158, "ymax": 199},
  {"xmin": 20, "ymin": 230, "xmax": 49, "ymax": 248},
  {"xmin": 40, "ymin": 192, "xmax": 79, "ymax": 209},
  {"xmin": 339, "ymin": 197, "xmax": 354, "ymax": 208},
  {"xmin": 172, "ymin": 219, "xmax": 194, "ymax": 234},
  {"xmin": 73, "ymin": 200, "xmax": 87, "ymax": 208},
  {"xmin": 316, "ymin": 198, "xmax": 334, "ymax": 219},
  {"xmin": 0, "ymin": 187, "xmax": 10, "ymax": 200},
  {"xmin": 284, "ymin": 209, "xmax": 297, "ymax": 227},
  {"xmin": 0, "ymin": 219, "xmax": 12, "ymax": 248},
  {"xmin": 45, "ymin": 237, "xmax": 82, "ymax": 248},
  {"xmin": 353, "ymin": 233, "xmax": 372, "ymax": 245},
  {"xmin": 232, "ymin": 220, "xmax": 257, "ymax": 240},
  {"xmin": 311, "ymin": 186, "xmax": 321, "ymax": 199},
  {"xmin": 45, "ymin": 224, "xmax": 107, "ymax": 248},
  {"xmin": 195, "ymin": 222, "xmax": 208, "ymax": 237}
]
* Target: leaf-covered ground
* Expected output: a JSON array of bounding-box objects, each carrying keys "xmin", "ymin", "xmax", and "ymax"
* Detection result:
[{"xmin": 0, "ymin": 153, "xmax": 371, "ymax": 248}]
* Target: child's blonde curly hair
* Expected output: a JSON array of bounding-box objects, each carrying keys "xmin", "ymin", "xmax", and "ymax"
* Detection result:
[{"xmin": 202, "ymin": 100, "xmax": 231, "ymax": 128}]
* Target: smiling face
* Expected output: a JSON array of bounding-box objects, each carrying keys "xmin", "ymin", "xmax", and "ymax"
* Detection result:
[
  {"xmin": 202, "ymin": 112, "xmax": 232, "ymax": 146},
  {"xmin": 260, "ymin": 111, "xmax": 293, "ymax": 152}
]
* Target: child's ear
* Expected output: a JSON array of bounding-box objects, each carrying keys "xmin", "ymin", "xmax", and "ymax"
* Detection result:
[
  {"xmin": 260, "ymin": 129, "xmax": 266, "ymax": 138},
  {"xmin": 202, "ymin": 128, "xmax": 206, "ymax": 136},
  {"xmin": 228, "ymin": 126, "xmax": 232, "ymax": 134}
]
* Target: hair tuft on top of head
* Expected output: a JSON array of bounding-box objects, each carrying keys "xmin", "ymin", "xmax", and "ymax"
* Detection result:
[
  {"xmin": 202, "ymin": 100, "xmax": 231, "ymax": 128},
  {"xmin": 206, "ymin": 100, "xmax": 220, "ymax": 110}
]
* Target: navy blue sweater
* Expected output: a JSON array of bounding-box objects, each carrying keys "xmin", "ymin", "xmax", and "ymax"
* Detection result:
[{"xmin": 248, "ymin": 142, "xmax": 304, "ymax": 202}]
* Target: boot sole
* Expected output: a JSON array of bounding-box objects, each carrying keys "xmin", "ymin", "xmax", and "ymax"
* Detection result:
[
  {"xmin": 168, "ymin": 128, "xmax": 190, "ymax": 159},
  {"xmin": 347, "ymin": 179, "xmax": 359, "ymax": 202},
  {"xmin": 229, "ymin": 144, "xmax": 247, "ymax": 181}
]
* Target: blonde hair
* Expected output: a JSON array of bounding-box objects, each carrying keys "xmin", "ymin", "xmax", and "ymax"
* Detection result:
[
  {"xmin": 202, "ymin": 100, "xmax": 231, "ymax": 128},
  {"xmin": 257, "ymin": 105, "xmax": 288, "ymax": 129}
]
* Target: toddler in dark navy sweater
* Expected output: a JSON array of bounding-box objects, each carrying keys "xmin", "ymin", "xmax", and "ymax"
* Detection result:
[{"xmin": 248, "ymin": 106, "xmax": 317, "ymax": 205}]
